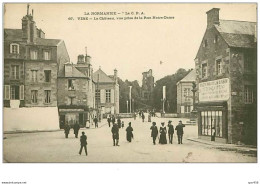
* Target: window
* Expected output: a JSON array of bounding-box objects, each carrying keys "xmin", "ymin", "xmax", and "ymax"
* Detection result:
[
  {"xmin": 184, "ymin": 88, "xmax": 190, "ymax": 101},
  {"xmin": 244, "ymin": 51, "xmax": 254, "ymax": 72},
  {"xmin": 30, "ymin": 50, "xmax": 38, "ymax": 60},
  {"xmin": 44, "ymin": 70, "xmax": 51, "ymax": 82},
  {"xmin": 184, "ymin": 106, "xmax": 191, "ymax": 113},
  {"xmin": 202, "ymin": 63, "xmax": 207, "ymax": 78},
  {"xmin": 216, "ymin": 59, "xmax": 222, "ymax": 75},
  {"xmin": 31, "ymin": 70, "xmax": 37, "ymax": 82},
  {"xmin": 214, "ymin": 35, "xmax": 219, "ymax": 43},
  {"xmin": 31, "ymin": 90, "xmax": 38, "ymax": 103},
  {"xmin": 10, "ymin": 85, "xmax": 19, "ymax": 100},
  {"xmin": 106, "ymin": 89, "xmax": 111, "ymax": 103},
  {"xmin": 244, "ymin": 85, "xmax": 253, "ymax": 104},
  {"xmin": 44, "ymin": 90, "xmax": 51, "ymax": 103},
  {"xmin": 10, "ymin": 43, "xmax": 19, "ymax": 54},
  {"xmin": 44, "ymin": 51, "xmax": 51, "ymax": 60},
  {"xmin": 68, "ymin": 79, "xmax": 75, "ymax": 90},
  {"xmin": 203, "ymin": 39, "xmax": 208, "ymax": 47},
  {"xmin": 11, "ymin": 65, "xmax": 19, "ymax": 79},
  {"xmin": 4, "ymin": 85, "xmax": 10, "ymax": 100},
  {"xmin": 201, "ymin": 111, "xmax": 223, "ymax": 138},
  {"xmin": 95, "ymin": 89, "xmax": 100, "ymax": 103}
]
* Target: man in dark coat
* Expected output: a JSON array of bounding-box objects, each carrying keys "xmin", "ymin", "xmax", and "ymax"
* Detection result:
[
  {"xmin": 79, "ymin": 131, "xmax": 87, "ymax": 156},
  {"xmin": 73, "ymin": 122, "xmax": 80, "ymax": 138},
  {"xmin": 94, "ymin": 116, "xmax": 98, "ymax": 128},
  {"xmin": 64, "ymin": 122, "xmax": 70, "ymax": 138},
  {"xmin": 111, "ymin": 122, "xmax": 120, "ymax": 146},
  {"xmin": 126, "ymin": 122, "xmax": 133, "ymax": 142},
  {"xmin": 117, "ymin": 117, "xmax": 121, "ymax": 128},
  {"xmin": 107, "ymin": 116, "xmax": 111, "ymax": 127},
  {"xmin": 150, "ymin": 122, "xmax": 158, "ymax": 145},
  {"xmin": 142, "ymin": 113, "xmax": 145, "ymax": 122},
  {"xmin": 175, "ymin": 120, "xmax": 186, "ymax": 144},
  {"xmin": 167, "ymin": 120, "xmax": 174, "ymax": 144},
  {"xmin": 111, "ymin": 115, "xmax": 116, "ymax": 124}
]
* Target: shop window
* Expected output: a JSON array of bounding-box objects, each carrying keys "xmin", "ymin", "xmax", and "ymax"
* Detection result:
[
  {"xmin": 31, "ymin": 90, "xmax": 38, "ymax": 103},
  {"xmin": 11, "ymin": 65, "xmax": 19, "ymax": 79},
  {"xmin": 106, "ymin": 89, "xmax": 111, "ymax": 103},
  {"xmin": 31, "ymin": 70, "xmax": 38, "ymax": 82},
  {"xmin": 44, "ymin": 70, "xmax": 51, "ymax": 82},
  {"xmin": 202, "ymin": 63, "xmax": 207, "ymax": 78},
  {"xmin": 44, "ymin": 90, "xmax": 51, "ymax": 104},
  {"xmin": 244, "ymin": 85, "xmax": 253, "ymax": 104},
  {"xmin": 201, "ymin": 111, "xmax": 223, "ymax": 138}
]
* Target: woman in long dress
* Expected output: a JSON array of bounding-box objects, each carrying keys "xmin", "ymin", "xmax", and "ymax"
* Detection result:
[
  {"xmin": 126, "ymin": 122, "xmax": 134, "ymax": 142},
  {"xmin": 159, "ymin": 122, "xmax": 167, "ymax": 144}
]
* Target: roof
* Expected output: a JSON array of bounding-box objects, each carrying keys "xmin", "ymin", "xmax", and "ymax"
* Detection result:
[
  {"xmin": 179, "ymin": 69, "xmax": 196, "ymax": 83},
  {"xmin": 93, "ymin": 69, "xmax": 115, "ymax": 83},
  {"xmin": 59, "ymin": 64, "xmax": 87, "ymax": 78},
  {"xmin": 4, "ymin": 29, "xmax": 62, "ymax": 46},
  {"xmin": 215, "ymin": 20, "xmax": 256, "ymax": 48},
  {"xmin": 4, "ymin": 29, "xmax": 23, "ymax": 41}
]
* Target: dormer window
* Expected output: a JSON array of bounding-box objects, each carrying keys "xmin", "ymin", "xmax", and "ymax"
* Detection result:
[{"xmin": 10, "ymin": 43, "xmax": 19, "ymax": 54}]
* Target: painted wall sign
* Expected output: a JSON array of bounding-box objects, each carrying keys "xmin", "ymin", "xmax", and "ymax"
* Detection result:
[{"xmin": 199, "ymin": 78, "xmax": 230, "ymax": 102}]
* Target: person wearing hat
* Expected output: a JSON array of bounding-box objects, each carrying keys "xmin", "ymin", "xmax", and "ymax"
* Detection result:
[
  {"xmin": 79, "ymin": 131, "xmax": 87, "ymax": 156},
  {"xmin": 150, "ymin": 122, "xmax": 158, "ymax": 145},
  {"xmin": 111, "ymin": 122, "xmax": 120, "ymax": 146},
  {"xmin": 167, "ymin": 120, "xmax": 174, "ymax": 144},
  {"xmin": 159, "ymin": 122, "xmax": 167, "ymax": 144},
  {"xmin": 126, "ymin": 122, "xmax": 134, "ymax": 142},
  {"xmin": 175, "ymin": 120, "xmax": 186, "ymax": 144}
]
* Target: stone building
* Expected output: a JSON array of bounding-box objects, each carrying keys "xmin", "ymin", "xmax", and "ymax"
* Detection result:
[
  {"xmin": 57, "ymin": 52, "xmax": 96, "ymax": 128},
  {"xmin": 176, "ymin": 69, "xmax": 196, "ymax": 118},
  {"xmin": 93, "ymin": 68, "xmax": 120, "ymax": 117},
  {"xmin": 195, "ymin": 8, "xmax": 257, "ymax": 145},
  {"xmin": 141, "ymin": 69, "xmax": 154, "ymax": 100},
  {"xmin": 4, "ymin": 5, "xmax": 70, "ymax": 108}
]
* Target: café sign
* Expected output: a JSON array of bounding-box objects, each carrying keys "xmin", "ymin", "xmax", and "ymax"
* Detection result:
[{"xmin": 199, "ymin": 78, "xmax": 230, "ymax": 102}]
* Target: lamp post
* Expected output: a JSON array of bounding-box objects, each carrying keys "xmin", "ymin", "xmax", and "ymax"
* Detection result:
[
  {"xmin": 191, "ymin": 81, "xmax": 197, "ymax": 112},
  {"xmin": 132, "ymin": 99, "xmax": 134, "ymax": 113},
  {"xmin": 126, "ymin": 100, "xmax": 129, "ymax": 113},
  {"xmin": 129, "ymin": 86, "xmax": 132, "ymax": 113}
]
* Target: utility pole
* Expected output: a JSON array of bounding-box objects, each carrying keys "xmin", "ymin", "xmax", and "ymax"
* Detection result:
[{"xmin": 129, "ymin": 86, "xmax": 132, "ymax": 113}]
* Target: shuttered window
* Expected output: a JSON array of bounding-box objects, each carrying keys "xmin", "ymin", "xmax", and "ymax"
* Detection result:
[{"xmin": 4, "ymin": 85, "xmax": 10, "ymax": 100}]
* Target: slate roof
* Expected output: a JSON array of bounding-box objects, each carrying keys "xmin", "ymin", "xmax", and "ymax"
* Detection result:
[
  {"xmin": 215, "ymin": 20, "xmax": 256, "ymax": 48},
  {"xmin": 179, "ymin": 69, "xmax": 195, "ymax": 83},
  {"xmin": 93, "ymin": 69, "xmax": 114, "ymax": 83},
  {"xmin": 59, "ymin": 64, "xmax": 87, "ymax": 78},
  {"xmin": 4, "ymin": 28, "xmax": 62, "ymax": 46}
]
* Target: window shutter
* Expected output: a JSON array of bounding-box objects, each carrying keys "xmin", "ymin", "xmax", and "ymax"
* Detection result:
[
  {"xmin": 111, "ymin": 89, "xmax": 114, "ymax": 103},
  {"xmin": 19, "ymin": 85, "xmax": 24, "ymax": 100},
  {"xmin": 100, "ymin": 89, "xmax": 105, "ymax": 103},
  {"xmin": 4, "ymin": 85, "xmax": 10, "ymax": 100},
  {"xmin": 10, "ymin": 44, "xmax": 12, "ymax": 53}
]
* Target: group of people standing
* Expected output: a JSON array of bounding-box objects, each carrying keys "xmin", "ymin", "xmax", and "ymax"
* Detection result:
[
  {"xmin": 63, "ymin": 122, "xmax": 81, "ymax": 138},
  {"xmin": 150, "ymin": 120, "xmax": 186, "ymax": 145},
  {"xmin": 111, "ymin": 121, "xmax": 133, "ymax": 146}
]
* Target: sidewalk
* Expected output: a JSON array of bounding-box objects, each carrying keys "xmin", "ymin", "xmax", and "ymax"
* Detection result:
[{"xmin": 187, "ymin": 137, "xmax": 257, "ymax": 156}]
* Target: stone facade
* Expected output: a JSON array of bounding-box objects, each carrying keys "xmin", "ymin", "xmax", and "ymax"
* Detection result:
[
  {"xmin": 195, "ymin": 8, "xmax": 257, "ymax": 145},
  {"xmin": 141, "ymin": 69, "xmax": 154, "ymax": 100}
]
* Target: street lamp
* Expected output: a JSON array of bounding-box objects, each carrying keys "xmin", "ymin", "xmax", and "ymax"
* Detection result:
[
  {"xmin": 126, "ymin": 100, "xmax": 129, "ymax": 113},
  {"xmin": 129, "ymin": 86, "xmax": 132, "ymax": 113},
  {"xmin": 191, "ymin": 81, "xmax": 197, "ymax": 112}
]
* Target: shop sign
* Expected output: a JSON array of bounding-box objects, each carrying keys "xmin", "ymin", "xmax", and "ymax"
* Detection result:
[{"xmin": 199, "ymin": 78, "xmax": 230, "ymax": 102}]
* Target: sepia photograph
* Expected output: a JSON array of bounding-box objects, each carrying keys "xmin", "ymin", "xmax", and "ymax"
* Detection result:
[{"xmin": 2, "ymin": 3, "xmax": 257, "ymax": 164}]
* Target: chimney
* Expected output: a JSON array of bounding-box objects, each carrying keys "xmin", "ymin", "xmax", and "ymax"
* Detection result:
[
  {"xmin": 206, "ymin": 8, "xmax": 220, "ymax": 29},
  {"xmin": 86, "ymin": 55, "xmax": 91, "ymax": 64},
  {"xmin": 114, "ymin": 69, "xmax": 118, "ymax": 84},
  {"xmin": 77, "ymin": 55, "xmax": 84, "ymax": 64},
  {"xmin": 65, "ymin": 63, "xmax": 73, "ymax": 77}
]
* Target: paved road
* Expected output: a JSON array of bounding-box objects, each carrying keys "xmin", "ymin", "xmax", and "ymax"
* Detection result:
[{"xmin": 3, "ymin": 117, "xmax": 256, "ymax": 163}]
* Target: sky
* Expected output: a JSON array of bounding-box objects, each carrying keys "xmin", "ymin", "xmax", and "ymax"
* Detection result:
[{"xmin": 4, "ymin": 3, "xmax": 257, "ymax": 84}]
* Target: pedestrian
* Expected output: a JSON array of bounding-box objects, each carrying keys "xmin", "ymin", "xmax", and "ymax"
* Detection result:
[
  {"xmin": 79, "ymin": 131, "xmax": 87, "ymax": 156},
  {"xmin": 150, "ymin": 122, "xmax": 158, "ymax": 145},
  {"xmin": 121, "ymin": 121, "xmax": 124, "ymax": 128},
  {"xmin": 142, "ymin": 113, "xmax": 145, "ymax": 122},
  {"xmin": 126, "ymin": 122, "xmax": 134, "ymax": 142},
  {"xmin": 64, "ymin": 122, "xmax": 70, "ymax": 138},
  {"xmin": 167, "ymin": 120, "xmax": 174, "ymax": 144},
  {"xmin": 107, "ymin": 116, "xmax": 111, "ymax": 127},
  {"xmin": 175, "ymin": 120, "xmax": 186, "ymax": 144},
  {"xmin": 112, "ymin": 115, "xmax": 116, "ymax": 124},
  {"xmin": 211, "ymin": 127, "xmax": 216, "ymax": 141},
  {"xmin": 159, "ymin": 122, "xmax": 167, "ymax": 144},
  {"xmin": 111, "ymin": 122, "xmax": 120, "ymax": 146},
  {"xmin": 94, "ymin": 116, "xmax": 98, "ymax": 128},
  {"xmin": 134, "ymin": 113, "xmax": 137, "ymax": 120},
  {"xmin": 117, "ymin": 117, "xmax": 121, "ymax": 128},
  {"xmin": 73, "ymin": 122, "xmax": 80, "ymax": 138}
]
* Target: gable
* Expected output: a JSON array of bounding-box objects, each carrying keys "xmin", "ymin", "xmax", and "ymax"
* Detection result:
[{"xmin": 93, "ymin": 69, "xmax": 114, "ymax": 83}]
